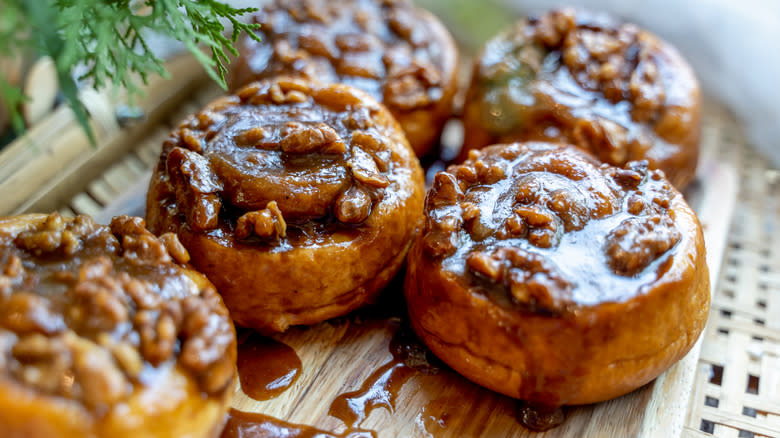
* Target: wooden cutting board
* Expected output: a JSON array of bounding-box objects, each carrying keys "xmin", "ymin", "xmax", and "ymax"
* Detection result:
[{"xmin": 96, "ymin": 148, "xmax": 736, "ymax": 437}]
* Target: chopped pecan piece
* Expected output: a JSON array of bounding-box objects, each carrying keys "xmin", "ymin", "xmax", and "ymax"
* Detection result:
[
  {"xmin": 467, "ymin": 247, "xmax": 573, "ymax": 313},
  {"xmin": 311, "ymin": 85, "xmax": 365, "ymax": 110},
  {"xmin": 298, "ymin": 33, "xmax": 337, "ymax": 58},
  {"xmin": 269, "ymin": 82, "xmax": 308, "ymax": 104},
  {"xmin": 422, "ymin": 213, "xmax": 462, "ymax": 258},
  {"xmin": 3, "ymin": 254, "xmax": 22, "ymax": 277},
  {"xmin": 335, "ymin": 186, "xmax": 373, "ymax": 224},
  {"xmin": 135, "ymin": 309, "xmax": 176, "ymax": 367},
  {"xmin": 572, "ymin": 118, "xmax": 630, "ymax": 165},
  {"xmin": 335, "ymin": 33, "xmax": 377, "ymax": 52},
  {"xmin": 193, "ymin": 110, "xmax": 227, "ymax": 131},
  {"xmin": 165, "ymin": 146, "xmax": 223, "ymax": 232},
  {"xmin": 110, "ymin": 217, "xmax": 172, "ymax": 263},
  {"xmin": 11, "ymin": 333, "xmax": 73, "ymax": 396},
  {"xmin": 511, "ymin": 206, "xmax": 560, "ymax": 248},
  {"xmin": 472, "ymin": 159, "xmax": 506, "ymax": 185},
  {"xmin": 0, "ymin": 292, "xmax": 65, "ymax": 335},
  {"xmin": 348, "ymin": 148, "xmax": 390, "ymax": 188},
  {"xmin": 159, "ymin": 232, "xmax": 191, "ymax": 264},
  {"xmin": 610, "ymin": 161, "xmax": 648, "ymax": 189},
  {"xmin": 180, "ymin": 128, "xmax": 203, "ymax": 153},
  {"xmin": 234, "ymin": 126, "xmax": 270, "ymax": 147},
  {"xmin": 14, "ymin": 213, "xmax": 83, "ymax": 256},
  {"xmin": 103, "ymin": 338, "xmax": 144, "ymax": 379},
  {"xmin": 69, "ymin": 257, "xmax": 130, "ymax": 332},
  {"xmin": 534, "ymin": 8, "xmax": 576, "ymax": 47},
  {"xmin": 69, "ymin": 335, "xmax": 130, "ymax": 408},
  {"xmin": 350, "ymin": 130, "xmax": 383, "ymax": 151},
  {"xmin": 427, "ymin": 172, "xmax": 463, "ymax": 208},
  {"xmin": 280, "ymin": 122, "xmax": 347, "ymax": 154},
  {"xmin": 387, "ymin": 7, "xmax": 424, "ymax": 46},
  {"xmin": 605, "ymin": 214, "xmax": 681, "ymax": 276},
  {"xmin": 630, "ymin": 56, "xmax": 665, "ymax": 123},
  {"xmin": 235, "ymin": 201, "xmax": 287, "ymax": 241},
  {"xmin": 384, "ymin": 73, "xmax": 429, "ymax": 110}
]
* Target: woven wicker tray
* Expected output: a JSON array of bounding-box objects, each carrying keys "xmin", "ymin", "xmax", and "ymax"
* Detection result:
[{"xmin": 0, "ymin": 54, "xmax": 776, "ymax": 437}]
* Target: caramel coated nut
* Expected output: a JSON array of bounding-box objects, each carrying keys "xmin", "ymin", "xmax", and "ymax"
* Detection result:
[
  {"xmin": 0, "ymin": 213, "xmax": 237, "ymax": 409},
  {"xmin": 156, "ymin": 77, "xmax": 412, "ymax": 237},
  {"xmin": 146, "ymin": 78, "xmax": 425, "ymax": 333},
  {"xmin": 405, "ymin": 141, "xmax": 709, "ymax": 407},
  {"xmin": 462, "ymin": 8, "xmax": 701, "ymax": 188},
  {"xmin": 419, "ymin": 142, "xmax": 686, "ymax": 313},
  {"xmin": 230, "ymin": 0, "xmax": 459, "ymax": 157}
]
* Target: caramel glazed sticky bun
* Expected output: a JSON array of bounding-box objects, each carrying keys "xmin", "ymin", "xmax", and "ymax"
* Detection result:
[
  {"xmin": 147, "ymin": 77, "xmax": 425, "ymax": 333},
  {"xmin": 0, "ymin": 213, "xmax": 236, "ymax": 438},
  {"xmin": 405, "ymin": 142, "xmax": 710, "ymax": 407},
  {"xmin": 230, "ymin": 0, "xmax": 459, "ymax": 157},
  {"xmin": 461, "ymin": 8, "xmax": 701, "ymax": 188}
]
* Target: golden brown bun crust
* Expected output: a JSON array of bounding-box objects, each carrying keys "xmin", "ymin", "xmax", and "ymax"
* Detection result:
[
  {"xmin": 229, "ymin": 0, "xmax": 459, "ymax": 157},
  {"xmin": 460, "ymin": 8, "xmax": 701, "ymax": 188},
  {"xmin": 405, "ymin": 142, "xmax": 709, "ymax": 406},
  {"xmin": 0, "ymin": 213, "xmax": 236, "ymax": 438},
  {"xmin": 147, "ymin": 78, "xmax": 425, "ymax": 333}
]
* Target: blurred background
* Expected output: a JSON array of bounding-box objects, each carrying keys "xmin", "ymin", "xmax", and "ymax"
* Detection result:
[{"xmin": 1, "ymin": 0, "xmax": 778, "ymax": 163}]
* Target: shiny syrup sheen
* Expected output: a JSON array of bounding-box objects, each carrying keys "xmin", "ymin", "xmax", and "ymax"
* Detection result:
[
  {"xmin": 323, "ymin": 291, "xmax": 571, "ymax": 435},
  {"xmin": 237, "ymin": 331, "xmax": 302, "ymax": 401},
  {"xmin": 516, "ymin": 402, "xmax": 566, "ymax": 432},
  {"xmin": 328, "ymin": 318, "xmax": 440, "ymax": 429},
  {"xmin": 220, "ymin": 409, "xmax": 375, "ymax": 438},
  {"xmin": 228, "ymin": 238, "xmax": 570, "ymax": 437}
]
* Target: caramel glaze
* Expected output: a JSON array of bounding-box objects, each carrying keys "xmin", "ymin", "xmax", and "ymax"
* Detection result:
[
  {"xmin": 146, "ymin": 77, "xmax": 425, "ymax": 333},
  {"xmin": 0, "ymin": 214, "xmax": 236, "ymax": 405},
  {"xmin": 0, "ymin": 214, "xmax": 236, "ymax": 438},
  {"xmin": 230, "ymin": 0, "xmax": 459, "ymax": 157},
  {"xmin": 328, "ymin": 318, "xmax": 439, "ymax": 428},
  {"xmin": 428, "ymin": 142, "xmax": 684, "ymax": 312},
  {"xmin": 515, "ymin": 402, "xmax": 565, "ymax": 432},
  {"xmin": 235, "ymin": 281, "xmax": 566, "ymax": 435},
  {"xmin": 237, "ymin": 330, "xmax": 302, "ymax": 401},
  {"xmin": 332, "ymin": 303, "xmax": 562, "ymax": 434},
  {"xmin": 406, "ymin": 141, "xmax": 710, "ymax": 406},
  {"xmin": 461, "ymin": 8, "xmax": 701, "ymax": 188},
  {"xmin": 221, "ymin": 409, "xmax": 374, "ymax": 438}
]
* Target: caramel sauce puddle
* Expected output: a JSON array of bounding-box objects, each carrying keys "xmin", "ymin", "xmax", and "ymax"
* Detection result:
[
  {"xmin": 220, "ymin": 409, "xmax": 375, "ymax": 438},
  {"xmin": 516, "ymin": 402, "xmax": 566, "ymax": 432},
  {"xmin": 328, "ymin": 318, "xmax": 439, "ymax": 429},
  {"xmin": 237, "ymin": 330, "xmax": 302, "ymax": 401},
  {"xmin": 228, "ymin": 274, "xmax": 566, "ymax": 436}
]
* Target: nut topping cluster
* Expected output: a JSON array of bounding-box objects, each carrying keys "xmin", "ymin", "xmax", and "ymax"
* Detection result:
[
  {"xmin": 477, "ymin": 8, "xmax": 672, "ymax": 135},
  {"xmin": 531, "ymin": 9, "xmax": 666, "ymax": 123},
  {"xmin": 232, "ymin": 0, "xmax": 446, "ymax": 114},
  {"xmin": 466, "ymin": 247, "xmax": 573, "ymax": 313},
  {"xmin": 0, "ymin": 214, "xmax": 235, "ymax": 409},
  {"xmin": 465, "ymin": 8, "xmax": 700, "ymax": 188},
  {"xmin": 159, "ymin": 78, "xmax": 401, "ymax": 242},
  {"xmin": 422, "ymin": 143, "xmax": 683, "ymax": 313}
]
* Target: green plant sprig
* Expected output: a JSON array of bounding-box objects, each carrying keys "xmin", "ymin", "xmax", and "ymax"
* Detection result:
[{"xmin": 0, "ymin": 0, "xmax": 261, "ymax": 144}]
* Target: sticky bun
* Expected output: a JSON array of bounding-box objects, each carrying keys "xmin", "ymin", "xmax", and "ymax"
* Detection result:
[
  {"xmin": 405, "ymin": 142, "xmax": 709, "ymax": 407},
  {"xmin": 461, "ymin": 9, "xmax": 701, "ymax": 188},
  {"xmin": 0, "ymin": 213, "xmax": 236, "ymax": 438},
  {"xmin": 230, "ymin": 0, "xmax": 458, "ymax": 157},
  {"xmin": 146, "ymin": 77, "xmax": 425, "ymax": 333}
]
